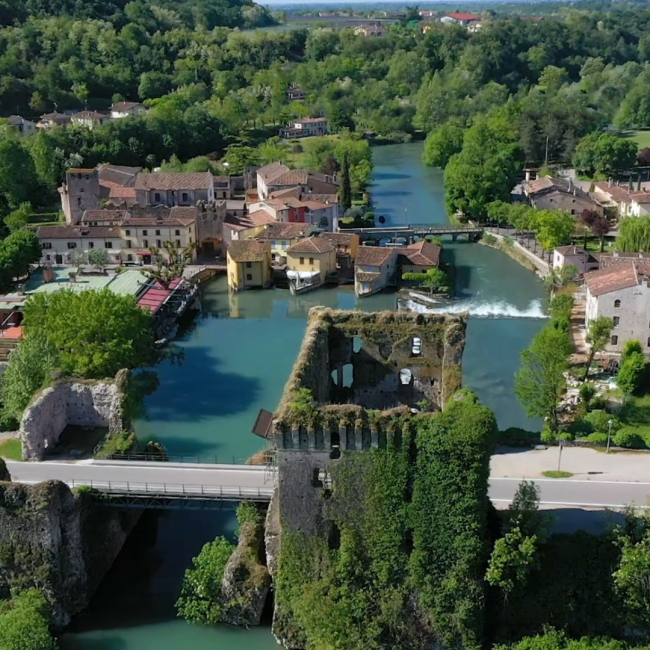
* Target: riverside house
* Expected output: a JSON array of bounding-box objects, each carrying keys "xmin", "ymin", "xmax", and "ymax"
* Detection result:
[
  {"xmin": 227, "ymin": 240, "xmax": 272, "ymax": 292},
  {"xmin": 584, "ymin": 261, "xmax": 650, "ymax": 355},
  {"xmin": 354, "ymin": 246, "xmax": 398, "ymax": 297},
  {"xmin": 286, "ymin": 237, "xmax": 337, "ymax": 294},
  {"xmin": 255, "ymin": 222, "xmax": 317, "ymax": 263},
  {"xmin": 398, "ymin": 241, "xmax": 441, "ymax": 275}
]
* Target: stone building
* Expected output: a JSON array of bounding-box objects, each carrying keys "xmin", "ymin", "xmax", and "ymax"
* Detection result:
[
  {"xmin": 59, "ymin": 168, "xmax": 102, "ymax": 224},
  {"xmin": 584, "ymin": 260, "xmax": 650, "ymax": 354}
]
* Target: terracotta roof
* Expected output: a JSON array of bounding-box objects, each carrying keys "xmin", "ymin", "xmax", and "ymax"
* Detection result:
[
  {"xmin": 400, "ymin": 241, "xmax": 441, "ymax": 266},
  {"xmin": 319, "ymin": 232, "xmax": 357, "ymax": 246},
  {"xmin": 108, "ymin": 186, "xmax": 137, "ymax": 200},
  {"xmin": 271, "ymin": 170, "xmax": 309, "ymax": 186},
  {"xmin": 111, "ymin": 101, "xmax": 144, "ymax": 112},
  {"xmin": 224, "ymin": 211, "xmax": 275, "ymax": 232},
  {"xmin": 584, "ymin": 262, "xmax": 647, "ymax": 296},
  {"xmin": 37, "ymin": 226, "xmax": 120, "ymax": 239},
  {"xmin": 597, "ymin": 252, "xmax": 650, "ymax": 269},
  {"xmin": 257, "ymin": 162, "xmax": 290, "ymax": 183},
  {"xmin": 257, "ymin": 223, "xmax": 313, "ymax": 240},
  {"xmin": 594, "ymin": 182, "xmax": 632, "ymax": 203},
  {"xmin": 134, "ymin": 172, "xmax": 213, "ymax": 191},
  {"xmin": 72, "ymin": 110, "xmax": 108, "ymax": 120},
  {"xmin": 447, "ymin": 12, "xmax": 479, "ymax": 20},
  {"xmin": 355, "ymin": 246, "xmax": 396, "ymax": 266},
  {"xmin": 295, "ymin": 118, "xmax": 328, "ymax": 124},
  {"xmin": 170, "ymin": 207, "xmax": 198, "ymax": 220},
  {"xmin": 39, "ymin": 112, "xmax": 71, "ymax": 123},
  {"xmin": 228, "ymin": 240, "xmax": 269, "ymax": 263},
  {"xmin": 629, "ymin": 191, "xmax": 650, "ymax": 204},
  {"xmin": 81, "ymin": 209, "xmax": 129, "ymax": 223},
  {"xmin": 270, "ymin": 187, "xmax": 302, "ymax": 199},
  {"xmin": 98, "ymin": 164, "xmax": 141, "ymax": 187},
  {"xmin": 287, "ymin": 236, "xmax": 335, "ymax": 255},
  {"xmin": 124, "ymin": 217, "xmax": 195, "ymax": 227},
  {"xmin": 356, "ymin": 271, "xmax": 381, "ymax": 282}
]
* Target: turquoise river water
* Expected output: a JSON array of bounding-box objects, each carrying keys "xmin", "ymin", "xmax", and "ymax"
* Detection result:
[{"xmin": 60, "ymin": 142, "xmax": 547, "ymax": 650}]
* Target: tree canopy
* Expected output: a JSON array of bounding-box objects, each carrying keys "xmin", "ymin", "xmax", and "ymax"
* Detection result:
[{"xmin": 22, "ymin": 289, "xmax": 156, "ymax": 379}]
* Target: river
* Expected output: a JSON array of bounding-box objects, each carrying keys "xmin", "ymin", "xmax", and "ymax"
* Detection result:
[{"xmin": 59, "ymin": 142, "xmax": 547, "ymax": 650}]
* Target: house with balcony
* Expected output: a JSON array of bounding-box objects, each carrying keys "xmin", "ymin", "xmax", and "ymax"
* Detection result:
[
  {"xmin": 256, "ymin": 222, "xmax": 317, "ymax": 262},
  {"xmin": 354, "ymin": 246, "xmax": 398, "ymax": 297},
  {"xmin": 134, "ymin": 172, "xmax": 214, "ymax": 207},
  {"xmin": 227, "ymin": 240, "xmax": 272, "ymax": 291},
  {"xmin": 286, "ymin": 237, "xmax": 337, "ymax": 294}
]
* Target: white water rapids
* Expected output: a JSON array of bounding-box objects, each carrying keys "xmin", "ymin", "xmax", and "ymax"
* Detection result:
[{"xmin": 403, "ymin": 297, "xmax": 548, "ymax": 319}]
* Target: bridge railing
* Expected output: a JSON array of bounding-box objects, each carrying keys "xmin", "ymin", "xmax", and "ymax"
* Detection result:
[
  {"xmin": 64, "ymin": 479, "xmax": 275, "ymax": 501},
  {"xmin": 98, "ymin": 452, "xmax": 260, "ymax": 465}
]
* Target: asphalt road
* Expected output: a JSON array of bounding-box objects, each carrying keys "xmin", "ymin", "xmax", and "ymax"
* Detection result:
[{"xmin": 5, "ymin": 460, "xmax": 650, "ymax": 509}]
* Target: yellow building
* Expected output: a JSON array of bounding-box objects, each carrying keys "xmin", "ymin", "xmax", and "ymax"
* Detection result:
[
  {"xmin": 227, "ymin": 240, "xmax": 272, "ymax": 291},
  {"xmin": 256, "ymin": 222, "xmax": 317, "ymax": 262},
  {"xmin": 319, "ymin": 232, "xmax": 360, "ymax": 262},
  {"xmin": 286, "ymin": 237, "xmax": 336, "ymax": 293}
]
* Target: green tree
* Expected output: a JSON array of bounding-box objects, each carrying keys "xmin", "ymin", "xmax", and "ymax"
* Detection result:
[
  {"xmin": 486, "ymin": 526, "xmax": 539, "ymax": 595},
  {"xmin": 533, "ymin": 210, "xmax": 575, "ymax": 251},
  {"xmin": 422, "ymin": 124, "xmax": 464, "ymax": 168},
  {"xmin": 0, "ymin": 333, "xmax": 60, "ymax": 422},
  {"xmin": 176, "ymin": 536, "xmax": 236, "ymax": 624},
  {"xmin": 616, "ymin": 216, "xmax": 650, "ymax": 252},
  {"xmin": 23, "ymin": 289, "xmax": 155, "ymax": 379},
  {"xmin": 88, "ymin": 248, "xmax": 110, "ymax": 272},
  {"xmin": 4, "ymin": 202, "xmax": 31, "ymax": 233},
  {"xmin": 617, "ymin": 351, "xmax": 646, "ymax": 396},
  {"xmin": 0, "ymin": 589, "xmax": 57, "ymax": 650},
  {"xmin": 145, "ymin": 241, "xmax": 194, "ymax": 290},
  {"xmin": 0, "ymin": 230, "xmax": 41, "ymax": 286},
  {"xmin": 614, "ymin": 515, "xmax": 650, "ymax": 629},
  {"xmin": 515, "ymin": 325, "xmax": 572, "ymax": 431},
  {"xmin": 544, "ymin": 264, "xmax": 578, "ymax": 294},
  {"xmin": 583, "ymin": 316, "xmax": 614, "ymax": 381},
  {"xmin": 573, "ymin": 132, "xmax": 638, "ymax": 177},
  {"xmin": 622, "ymin": 339, "xmax": 643, "ymax": 363},
  {"xmin": 339, "ymin": 152, "xmax": 352, "ymax": 211},
  {"xmin": 0, "ymin": 138, "xmax": 39, "ymax": 209}
]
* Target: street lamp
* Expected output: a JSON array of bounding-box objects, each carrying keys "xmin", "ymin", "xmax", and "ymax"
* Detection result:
[{"xmin": 607, "ymin": 419, "xmax": 613, "ymax": 453}]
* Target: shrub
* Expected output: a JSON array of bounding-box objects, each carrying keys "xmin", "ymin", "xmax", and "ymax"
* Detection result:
[
  {"xmin": 549, "ymin": 294, "xmax": 574, "ymax": 323},
  {"xmin": 613, "ymin": 427, "xmax": 647, "ymax": 449},
  {"xmin": 0, "ymin": 589, "xmax": 56, "ymax": 650},
  {"xmin": 236, "ymin": 502, "xmax": 260, "ymax": 527},
  {"xmin": 94, "ymin": 430, "xmax": 137, "ymax": 459},
  {"xmin": 590, "ymin": 396, "xmax": 607, "ymax": 411},
  {"xmin": 0, "ymin": 413, "xmax": 19, "ymax": 432},
  {"xmin": 584, "ymin": 410, "xmax": 619, "ymax": 434},
  {"xmin": 483, "ymin": 233, "xmax": 497, "ymax": 245},
  {"xmin": 579, "ymin": 383, "xmax": 596, "ymax": 405},
  {"xmin": 583, "ymin": 432, "xmax": 609, "ymax": 444},
  {"xmin": 504, "ymin": 236, "xmax": 514, "ymax": 247},
  {"xmin": 540, "ymin": 429, "xmax": 557, "ymax": 444},
  {"xmin": 617, "ymin": 352, "xmax": 646, "ymax": 396},
  {"xmin": 621, "ymin": 339, "xmax": 643, "ymax": 363}
]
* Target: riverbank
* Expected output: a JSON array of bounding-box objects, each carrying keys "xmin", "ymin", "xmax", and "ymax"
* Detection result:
[{"xmin": 480, "ymin": 232, "xmax": 550, "ymax": 277}]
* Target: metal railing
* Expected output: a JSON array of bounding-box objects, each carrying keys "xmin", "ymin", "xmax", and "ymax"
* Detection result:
[
  {"xmin": 98, "ymin": 452, "xmax": 262, "ymax": 465},
  {"xmin": 63, "ymin": 478, "xmax": 275, "ymax": 501}
]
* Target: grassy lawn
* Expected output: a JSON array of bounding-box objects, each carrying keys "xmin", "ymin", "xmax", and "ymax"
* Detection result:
[
  {"xmin": 542, "ymin": 470, "xmax": 574, "ymax": 479},
  {"xmin": 0, "ymin": 438, "xmax": 22, "ymax": 461},
  {"xmin": 289, "ymin": 134, "xmax": 340, "ymax": 168},
  {"xmin": 623, "ymin": 130, "xmax": 650, "ymax": 150},
  {"xmin": 617, "ymin": 393, "xmax": 650, "ymax": 446}
]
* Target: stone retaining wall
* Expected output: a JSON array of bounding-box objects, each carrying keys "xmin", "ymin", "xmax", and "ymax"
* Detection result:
[{"xmin": 20, "ymin": 375, "xmax": 125, "ymax": 460}]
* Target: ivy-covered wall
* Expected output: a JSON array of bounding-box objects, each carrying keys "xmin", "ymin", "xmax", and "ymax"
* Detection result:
[
  {"xmin": 273, "ymin": 391, "xmax": 496, "ymax": 650},
  {"xmin": 0, "ymin": 479, "xmax": 139, "ymax": 626}
]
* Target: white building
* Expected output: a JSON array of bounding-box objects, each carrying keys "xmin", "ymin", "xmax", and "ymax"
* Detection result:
[
  {"xmin": 71, "ymin": 111, "xmax": 111, "ymax": 130},
  {"xmin": 37, "ymin": 226, "xmax": 123, "ymax": 265},
  {"xmin": 552, "ymin": 245, "xmax": 599, "ymax": 276},
  {"xmin": 280, "ymin": 117, "xmax": 328, "ymax": 139},
  {"xmin": 110, "ymin": 102, "xmax": 147, "ymax": 119},
  {"xmin": 584, "ymin": 261, "xmax": 650, "ymax": 354},
  {"xmin": 7, "ymin": 115, "xmax": 36, "ymax": 136}
]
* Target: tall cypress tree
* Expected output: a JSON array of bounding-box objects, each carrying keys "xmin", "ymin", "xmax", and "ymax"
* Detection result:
[{"xmin": 339, "ymin": 153, "xmax": 352, "ymax": 212}]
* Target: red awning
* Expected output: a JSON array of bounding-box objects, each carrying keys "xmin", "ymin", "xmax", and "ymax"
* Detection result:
[
  {"xmin": 136, "ymin": 250, "xmax": 151, "ymax": 256},
  {"xmin": 137, "ymin": 278, "xmax": 182, "ymax": 314}
]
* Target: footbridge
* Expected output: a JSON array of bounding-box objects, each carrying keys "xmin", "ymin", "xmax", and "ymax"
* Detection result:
[
  {"xmin": 5, "ymin": 460, "xmax": 650, "ymax": 512},
  {"xmin": 344, "ymin": 225, "xmax": 483, "ymax": 242}
]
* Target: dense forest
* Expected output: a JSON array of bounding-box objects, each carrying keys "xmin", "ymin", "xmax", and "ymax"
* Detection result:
[{"xmin": 0, "ymin": 1, "xmax": 649, "ymax": 214}]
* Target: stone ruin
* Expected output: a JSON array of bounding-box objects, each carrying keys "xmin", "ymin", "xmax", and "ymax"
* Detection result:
[
  {"xmin": 19, "ymin": 370, "xmax": 127, "ymax": 460},
  {"xmin": 272, "ymin": 307, "xmax": 467, "ymax": 454}
]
